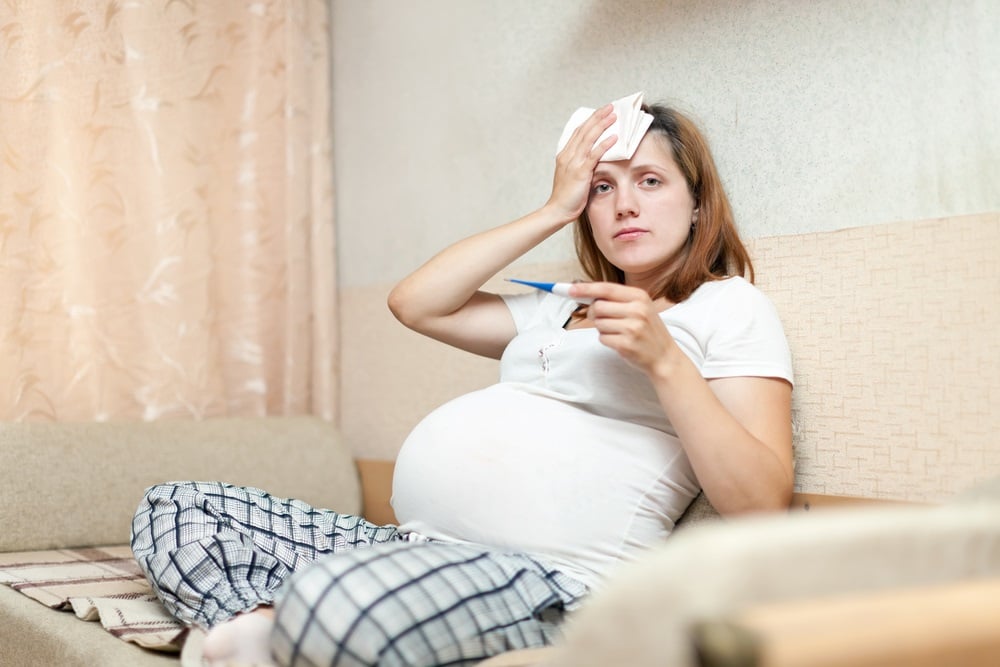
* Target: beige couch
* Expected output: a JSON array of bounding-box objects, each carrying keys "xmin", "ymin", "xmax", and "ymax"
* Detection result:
[
  {"xmin": 0, "ymin": 415, "xmax": 721, "ymax": 666},
  {"xmin": 3, "ymin": 213, "xmax": 999, "ymax": 666},
  {"xmin": 2, "ymin": 418, "xmax": 998, "ymax": 667},
  {"xmin": 0, "ymin": 417, "xmax": 362, "ymax": 666},
  {"xmin": 530, "ymin": 488, "xmax": 1000, "ymax": 667},
  {"xmin": 477, "ymin": 212, "xmax": 1000, "ymax": 667}
]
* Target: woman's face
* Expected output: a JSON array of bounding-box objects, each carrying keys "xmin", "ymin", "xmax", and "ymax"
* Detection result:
[{"xmin": 585, "ymin": 132, "xmax": 697, "ymax": 291}]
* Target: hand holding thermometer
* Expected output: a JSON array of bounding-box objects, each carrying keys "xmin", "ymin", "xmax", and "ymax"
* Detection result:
[{"xmin": 506, "ymin": 279, "xmax": 594, "ymax": 304}]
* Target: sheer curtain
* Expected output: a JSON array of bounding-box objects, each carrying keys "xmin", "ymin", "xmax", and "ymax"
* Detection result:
[{"xmin": 0, "ymin": 1, "xmax": 337, "ymax": 422}]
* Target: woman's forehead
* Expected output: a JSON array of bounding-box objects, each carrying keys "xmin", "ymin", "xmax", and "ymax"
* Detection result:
[
  {"xmin": 596, "ymin": 132, "xmax": 678, "ymax": 174},
  {"xmin": 632, "ymin": 131, "xmax": 675, "ymax": 162}
]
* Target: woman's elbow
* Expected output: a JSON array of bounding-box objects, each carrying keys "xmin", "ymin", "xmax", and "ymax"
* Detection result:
[
  {"xmin": 715, "ymin": 483, "xmax": 793, "ymax": 517},
  {"xmin": 765, "ymin": 483, "xmax": 794, "ymax": 512},
  {"xmin": 387, "ymin": 285, "xmax": 418, "ymax": 329}
]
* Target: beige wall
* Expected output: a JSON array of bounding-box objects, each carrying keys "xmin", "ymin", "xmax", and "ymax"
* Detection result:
[
  {"xmin": 332, "ymin": 0, "xmax": 999, "ymax": 288},
  {"xmin": 330, "ymin": 1, "xmax": 1000, "ymax": 500}
]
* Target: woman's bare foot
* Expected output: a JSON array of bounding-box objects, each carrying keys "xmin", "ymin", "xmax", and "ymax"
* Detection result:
[{"xmin": 202, "ymin": 607, "xmax": 276, "ymax": 666}]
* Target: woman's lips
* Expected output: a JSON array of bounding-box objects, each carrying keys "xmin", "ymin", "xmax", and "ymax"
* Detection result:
[{"xmin": 614, "ymin": 228, "xmax": 647, "ymax": 240}]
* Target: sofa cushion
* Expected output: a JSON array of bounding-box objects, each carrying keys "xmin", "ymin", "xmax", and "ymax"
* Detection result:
[
  {"xmin": 0, "ymin": 416, "xmax": 361, "ymax": 552},
  {"xmin": 0, "ymin": 583, "xmax": 180, "ymax": 667}
]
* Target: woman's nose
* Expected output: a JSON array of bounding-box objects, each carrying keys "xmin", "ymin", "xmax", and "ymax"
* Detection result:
[{"xmin": 615, "ymin": 189, "xmax": 638, "ymax": 219}]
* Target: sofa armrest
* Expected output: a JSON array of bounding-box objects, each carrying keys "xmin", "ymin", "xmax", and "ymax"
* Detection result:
[
  {"xmin": 542, "ymin": 501, "xmax": 1000, "ymax": 667},
  {"xmin": 692, "ymin": 578, "xmax": 1000, "ymax": 667}
]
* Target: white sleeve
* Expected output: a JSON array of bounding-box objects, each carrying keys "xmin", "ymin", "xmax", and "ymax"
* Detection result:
[
  {"xmin": 500, "ymin": 290, "xmax": 577, "ymax": 333},
  {"xmin": 701, "ymin": 280, "xmax": 794, "ymax": 385}
]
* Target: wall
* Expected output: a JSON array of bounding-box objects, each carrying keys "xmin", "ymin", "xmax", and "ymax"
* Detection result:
[{"xmin": 330, "ymin": 0, "xmax": 1000, "ymax": 488}]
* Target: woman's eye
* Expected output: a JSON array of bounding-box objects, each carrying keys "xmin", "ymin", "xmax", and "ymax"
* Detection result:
[
  {"xmin": 592, "ymin": 183, "xmax": 612, "ymax": 194},
  {"xmin": 642, "ymin": 177, "xmax": 661, "ymax": 187}
]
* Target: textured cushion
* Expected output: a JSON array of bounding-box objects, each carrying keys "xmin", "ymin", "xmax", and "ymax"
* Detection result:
[
  {"xmin": 0, "ymin": 584, "xmax": 178, "ymax": 667},
  {"xmin": 0, "ymin": 416, "xmax": 361, "ymax": 551},
  {"xmin": 674, "ymin": 491, "xmax": 721, "ymax": 529},
  {"xmin": 0, "ymin": 545, "xmax": 185, "ymax": 651}
]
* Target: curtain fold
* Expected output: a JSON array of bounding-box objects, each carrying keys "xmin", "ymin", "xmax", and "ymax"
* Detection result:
[{"xmin": 0, "ymin": 1, "xmax": 337, "ymax": 422}]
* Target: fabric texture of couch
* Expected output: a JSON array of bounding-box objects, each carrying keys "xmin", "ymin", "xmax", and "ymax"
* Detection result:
[{"xmin": 0, "ymin": 416, "xmax": 361, "ymax": 667}]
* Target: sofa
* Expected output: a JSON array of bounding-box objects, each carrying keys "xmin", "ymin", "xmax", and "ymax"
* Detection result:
[
  {"xmin": 0, "ymin": 417, "xmax": 361, "ymax": 666},
  {"xmin": 0, "ymin": 415, "xmax": 724, "ymax": 666},
  {"xmin": 3, "ymin": 420, "xmax": 998, "ymax": 667},
  {"xmin": 2, "ymin": 213, "xmax": 999, "ymax": 667},
  {"xmin": 525, "ymin": 487, "xmax": 1000, "ymax": 667}
]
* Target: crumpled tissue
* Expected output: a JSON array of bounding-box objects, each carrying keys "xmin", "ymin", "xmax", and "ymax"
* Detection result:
[{"xmin": 556, "ymin": 91, "xmax": 654, "ymax": 161}]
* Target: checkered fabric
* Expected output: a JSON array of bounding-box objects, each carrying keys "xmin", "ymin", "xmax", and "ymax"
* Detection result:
[
  {"xmin": 273, "ymin": 541, "xmax": 587, "ymax": 667},
  {"xmin": 131, "ymin": 481, "xmax": 403, "ymax": 627},
  {"xmin": 131, "ymin": 482, "xmax": 588, "ymax": 666}
]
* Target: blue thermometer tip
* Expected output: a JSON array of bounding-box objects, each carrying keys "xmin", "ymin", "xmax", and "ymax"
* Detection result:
[
  {"xmin": 506, "ymin": 278, "xmax": 556, "ymax": 292},
  {"xmin": 506, "ymin": 278, "xmax": 593, "ymax": 304}
]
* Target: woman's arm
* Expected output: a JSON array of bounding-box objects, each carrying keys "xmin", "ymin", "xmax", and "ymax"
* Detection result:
[
  {"xmin": 388, "ymin": 105, "xmax": 619, "ymax": 359},
  {"xmin": 386, "ymin": 208, "xmax": 575, "ymax": 358},
  {"xmin": 655, "ymin": 371, "xmax": 792, "ymax": 515},
  {"xmin": 569, "ymin": 281, "xmax": 793, "ymax": 515}
]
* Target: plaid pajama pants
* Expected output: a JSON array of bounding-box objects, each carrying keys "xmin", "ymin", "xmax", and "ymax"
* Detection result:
[{"xmin": 130, "ymin": 481, "xmax": 589, "ymax": 667}]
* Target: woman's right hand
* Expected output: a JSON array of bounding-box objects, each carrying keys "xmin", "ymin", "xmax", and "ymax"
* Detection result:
[{"xmin": 545, "ymin": 104, "xmax": 619, "ymax": 222}]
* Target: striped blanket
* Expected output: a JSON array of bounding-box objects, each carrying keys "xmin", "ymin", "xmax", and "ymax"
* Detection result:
[{"xmin": 0, "ymin": 545, "xmax": 187, "ymax": 652}]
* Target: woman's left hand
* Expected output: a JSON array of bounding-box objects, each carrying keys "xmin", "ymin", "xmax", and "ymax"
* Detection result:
[
  {"xmin": 572, "ymin": 280, "xmax": 794, "ymax": 515},
  {"xmin": 569, "ymin": 282, "xmax": 679, "ymax": 377}
]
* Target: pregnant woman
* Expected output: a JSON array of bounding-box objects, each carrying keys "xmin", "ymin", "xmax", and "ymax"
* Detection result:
[{"xmin": 131, "ymin": 96, "xmax": 793, "ymax": 667}]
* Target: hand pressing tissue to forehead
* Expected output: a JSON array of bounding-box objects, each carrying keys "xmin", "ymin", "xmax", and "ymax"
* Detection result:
[{"xmin": 556, "ymin": 91, "xmax": 654, "ymax": 162}]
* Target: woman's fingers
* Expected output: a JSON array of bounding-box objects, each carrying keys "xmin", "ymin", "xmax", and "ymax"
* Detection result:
[
  {"xmin": 568, "ymin": 281, "xmax": 641, "ymax": 304},
  {"xmin": 547, "ymin": 106, "xmax": 620, "ymax": 221},
  {"xmin": 590, "ymin": 132, "xmax": 619, "ymax": 161},
  {"xmin": 569, "ymin": 282, "xmax": 672, "ymax": 370},
  {"xmin": 564, "ymin": 104, "xmax": 617, "ymax": 162},
  {"xmin": 549, "ymin": 107, "xmax": 618, "ymax": 219}
]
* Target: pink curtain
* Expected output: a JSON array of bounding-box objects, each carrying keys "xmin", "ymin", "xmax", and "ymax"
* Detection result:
[{"xmin": 0, "ymin": 1, "xmax": 337, "ymax": 422}]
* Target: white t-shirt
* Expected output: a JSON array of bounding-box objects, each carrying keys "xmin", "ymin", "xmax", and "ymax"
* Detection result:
[{"xmin": 391, "ymin": 277, "xmax": 793, "ymax": 589}]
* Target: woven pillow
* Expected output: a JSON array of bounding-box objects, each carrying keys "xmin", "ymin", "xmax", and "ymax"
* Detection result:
[{"xmin": 674, "ymin": 491, "xmax": 721, "ymax": 530}]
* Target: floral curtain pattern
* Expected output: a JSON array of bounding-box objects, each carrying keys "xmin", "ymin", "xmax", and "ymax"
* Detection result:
[{"xmin": 0, "ymin": 1, "xmax": 337, "ymax": 422}]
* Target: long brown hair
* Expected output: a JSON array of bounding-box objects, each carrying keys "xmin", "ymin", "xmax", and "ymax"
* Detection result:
[{"xmin": 574, "ymin": 104, "xmax": 753, "ymax": 304}]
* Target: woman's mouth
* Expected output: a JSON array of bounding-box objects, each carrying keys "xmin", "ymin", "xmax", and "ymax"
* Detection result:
[{"xmin": 614, "ymin": 227, "xmax": 647, "ymax": 240}]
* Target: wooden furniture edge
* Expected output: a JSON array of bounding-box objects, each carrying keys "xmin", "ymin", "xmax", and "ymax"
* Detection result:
[
  {"xmin": 692, "ymin": 577, "xmax": 1000, "ymax": 667},
  {"xmin": 789, "ymin": 492, "xmax": 921, "ymax": 512},
  {"xmin": 356, "ymin": 458, "xmax": 399, "ymax": 525}
]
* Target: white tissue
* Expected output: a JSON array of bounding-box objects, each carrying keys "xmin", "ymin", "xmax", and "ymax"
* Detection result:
[{"xmin": 556, "ymin": 91, "xmax": 654, "ymax": 162}]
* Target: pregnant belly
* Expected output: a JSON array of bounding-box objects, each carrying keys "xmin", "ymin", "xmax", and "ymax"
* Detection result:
[{"xmin": 390, "ymin": 383, "xmax": 684, "ymax": 563}]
